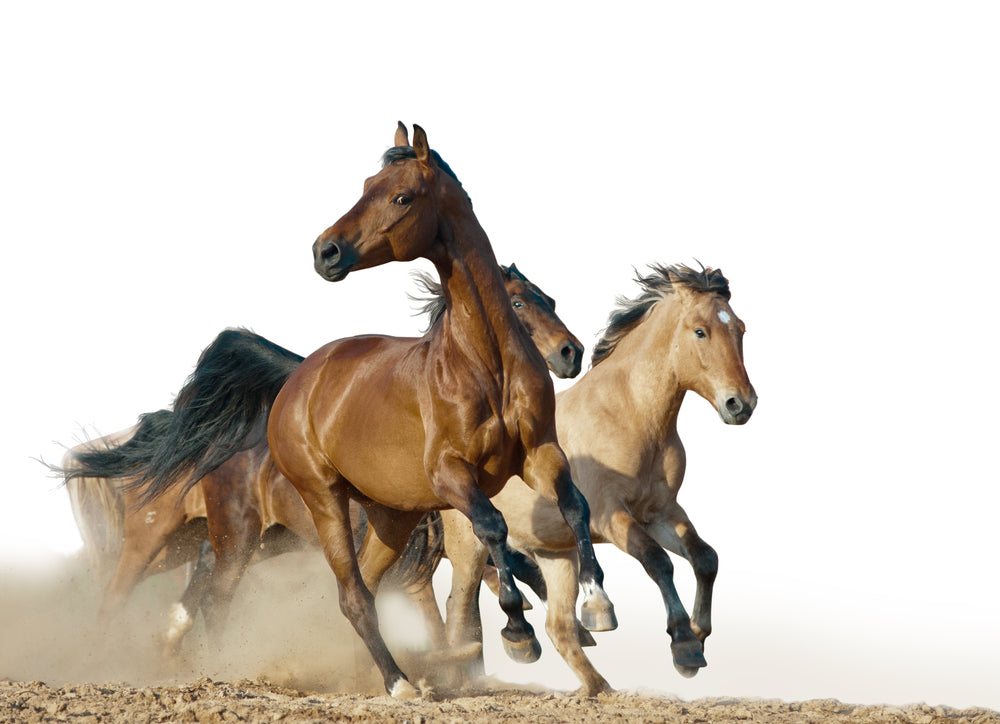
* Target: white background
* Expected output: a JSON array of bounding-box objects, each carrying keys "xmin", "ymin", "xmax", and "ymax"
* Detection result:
[{"xmin": 1, "ymin": 1, "xmax": 998, "ymax": 711}]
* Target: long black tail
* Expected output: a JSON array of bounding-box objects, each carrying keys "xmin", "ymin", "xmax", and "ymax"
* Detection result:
[
  {"xmin": 62, "ymin": 327, "xmax": 303, "ymax": 507},
  {"xmin": 61, "ymin": 408, "xmax": 176, "ymax": 482},
  {"xmin": 131, "ymin": 327, "xmax": 305, "ymax": 506}
]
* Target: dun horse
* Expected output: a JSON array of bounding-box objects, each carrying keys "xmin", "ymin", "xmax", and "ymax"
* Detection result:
[
  {"xmin": 63, "ymin": 264, "xmax": 580, "ymax": 657},
  {"xmin": 440, "ymin": 263, "xmax": 757, "ymax": 695},
  {"xmin": 66, "ymin": 123, "xmax": 612, "ymax": 698}
]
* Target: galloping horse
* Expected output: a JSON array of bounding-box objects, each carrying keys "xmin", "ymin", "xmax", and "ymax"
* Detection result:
[
  {"xmin": 274, "ymin": 122, "xmax": 614, "ymax": 698},
  {"xmin": 104, "ymin": 123, "xmax": 612, "ymax": 697},
  {"xmin": 440, "ymin": 263, "xmax": 757, "ymax": 695},
  {"xmin": 62, "ymin": 263, "xmax": 582, "ymax": 659}
]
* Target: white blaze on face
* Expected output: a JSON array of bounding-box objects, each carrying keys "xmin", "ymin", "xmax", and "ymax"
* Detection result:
[
  {"xmin": 145, "ymin": 511, "xmax": 157, "ymax": 525},
  {"xmin": 717, "ymin": 310, "xmax": 731, "ymax": 325}
]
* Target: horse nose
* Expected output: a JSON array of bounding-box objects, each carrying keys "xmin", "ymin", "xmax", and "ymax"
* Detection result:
[
  {"xmin": 318, "ymin": 239, "xmax": 341, "ymax": 264},
  {"xmin": 723, "ymin": 393, "xmax": 755, "ymax": 424},
  {"xmin": 549, "ymin": 339, "xmax": 583, "ymax": 379},
  {"xmin": 313, "ymin": 236, "xmax": 355, "ymax": 281}
]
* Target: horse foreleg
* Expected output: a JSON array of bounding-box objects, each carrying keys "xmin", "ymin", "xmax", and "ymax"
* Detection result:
[
  {"xmin": 532, "ymin": 549, "xmax": 613, "ymax": 696},
  {"xmin": 298, "ymin": 482, "xmax": 418, "ymax": 699},
  {"xmin": 441, "ymin": 509, "xmax": 490, "ymax": 681},
  {"xmin": 432, "ymin": 462, "xmax": 540, "ymax": 665},
  {"xmin": 605, "ymin": 508, "xmax": 706, "ymax": 677},
  {"xmin": 647, "ymin": 508, "xmax": 718, "ymax": 645},
  {"xmin": 521, "ymin": 443, "xmax": 616, "ymax": 632},
  {"xmin": 404, "ymin": 580, "xmax": 446, "ymax": 650}
]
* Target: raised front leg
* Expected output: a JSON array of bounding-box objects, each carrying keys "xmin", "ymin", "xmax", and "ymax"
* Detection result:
[
  {"xmin": 605, "ymin": 508, "xmax": 706, "ymax": 676},
  {"xmin": 521, "ymin": 442, "xmax": 616, "ymax": 632},
  {"xmin": 430, "ymin": 454, "xmax": 541, "ymax": 665},
  {"xmin": 647, "ymin": 507, "xmax": 718, "ymax": 645}
]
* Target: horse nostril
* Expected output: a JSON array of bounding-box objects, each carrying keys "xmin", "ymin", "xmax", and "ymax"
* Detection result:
[
  {"xmin": 320, "ymin": 240, "xmax": 341, "ymax": 262},
  {"xmin": 561, "ymin": 343, "xmax": 578, "ymax": 361},
  {"xmin": 726, "ymin": 397, "xmax": 743, "ymax": 414}
]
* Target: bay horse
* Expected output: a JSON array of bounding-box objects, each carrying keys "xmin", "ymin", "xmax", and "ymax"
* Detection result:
[
  {"xmin": 120, "ymin": 122, "xmax": 613, "ymax": 698},
  {"xmin": 439, "ymin": 263, "xmax": 757, "ymax": 695},
  {"xmin": 62, "ymin": 262, "xmax": 581, "ymax": 659}
]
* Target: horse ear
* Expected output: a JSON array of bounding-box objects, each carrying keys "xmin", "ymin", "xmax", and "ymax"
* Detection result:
[
  {"xmin": 412, "ymin": 124, "xmax": 430, "ymax": 163},
  {"xmin": 394, "ymin": 121, "xmax": 409, "ymax": 147}
]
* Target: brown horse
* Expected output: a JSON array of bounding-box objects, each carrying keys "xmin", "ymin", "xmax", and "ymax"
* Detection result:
[
  {"xmin": 440, "ymin": 263, "xmax": 757, "ymax": 695},
  {"xmin": 62, "ymin": 263, "xmax": 581, "ymax": 658},
  {"xmin": 267, "ymin": 122, "xmax": 614, "ymax": 697}
]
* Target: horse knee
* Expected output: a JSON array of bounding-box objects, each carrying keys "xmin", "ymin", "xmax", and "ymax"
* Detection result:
[
  {"xmin": 470, "ymin": 510, "xmax": 508, "ymax": 549},
  {"xmin": 692, "ymin": 543, "xmax": 718, "ymax": 582}
]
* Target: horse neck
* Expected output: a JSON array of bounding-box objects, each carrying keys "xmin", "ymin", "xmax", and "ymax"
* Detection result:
[
  {"xmin": 583, "ymin": 298, "xmax": 688, "ymax": 437},
  {"xmin": 428, "ymin": 202, "xmax": 535, "ymax": 373}
]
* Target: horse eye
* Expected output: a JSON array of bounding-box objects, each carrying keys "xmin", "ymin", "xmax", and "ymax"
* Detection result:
[
  {"xmin": 393, "ymin": 194, "xmax": 411, "ymax": 206},
  {"xmin": 695, "ymin": 328, "xmax": 707, "ymax": 339},
  {"xmin": 512, "ymin": 299, "xmax": 524, "ymax": 309}
]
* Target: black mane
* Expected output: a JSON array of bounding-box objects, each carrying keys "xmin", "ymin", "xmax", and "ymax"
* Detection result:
[
  {"xmin": 591, "ymin": 263, "xmax": 731, "ymax": 367},
  {"xmin": 382, "ymin": 146, "xmax": 464, "ymax": 187}
]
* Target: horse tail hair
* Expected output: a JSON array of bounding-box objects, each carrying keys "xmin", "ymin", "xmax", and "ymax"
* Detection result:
[
  {"xmin": 382, "ymin": 512, "xmax": 446, "ymax": 591},
  {"xmin": 62, "ymin": 437, "xmax": 130, "ymax": 582},
  {"xmin": 128, "ymin": 327, "xmax": 304, "ymax": 507},
  {"xmin": 59, "ymin": 409, "xmax": 175, "ymax": 482}
]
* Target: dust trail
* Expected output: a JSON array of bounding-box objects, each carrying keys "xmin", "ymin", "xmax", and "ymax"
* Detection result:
[{"xmin": 0, "ymin": 550, "xmax": 434, "ymax": 693}]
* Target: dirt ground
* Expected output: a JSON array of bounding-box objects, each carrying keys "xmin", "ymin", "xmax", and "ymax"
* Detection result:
[
  {"xmin": 2, "ymin": 553, "xmax": 997, "ymax": 724},
  {"xmin": 4, "ymin": 677, "xmax": 1000, "ymax": 724}
]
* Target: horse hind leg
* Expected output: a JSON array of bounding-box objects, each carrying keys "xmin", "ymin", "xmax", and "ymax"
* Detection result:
[
  {"xmin": 164, "ymin": 540, "xmax": 214, "ymax": 657},
  {"xmin": 298, "ymin": 481, "xmax": 419, "ymax": 699}
]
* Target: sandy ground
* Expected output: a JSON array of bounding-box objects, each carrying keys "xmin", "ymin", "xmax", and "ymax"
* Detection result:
[{"xmin": 2, "ymin": 552, "xmax": 997, "ymax": 724}]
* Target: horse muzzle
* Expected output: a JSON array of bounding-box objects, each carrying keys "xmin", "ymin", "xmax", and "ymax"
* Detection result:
[
  {"xmin": 716, "ymin": 389, "xmax": 757, "ymax": 425},
  {"xmin": 546, "ymin": 339, "xmax": 584, "ymax": 379},
  {"xmin": 313, "ymin": 236, "xmax": 358, "ymax": 282}
]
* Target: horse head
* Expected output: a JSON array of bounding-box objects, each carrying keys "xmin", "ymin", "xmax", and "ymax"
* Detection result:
[
  {"xmin": 313, "ymin": 122, "xmax": 453, "ymax": 282},
  {"xmin": 667, "ymin": 267, "xmax": 757, "ymax": 425},
  {"xmin": 502, "ymin": 264, "xmax": 583, "ymax": 379}
]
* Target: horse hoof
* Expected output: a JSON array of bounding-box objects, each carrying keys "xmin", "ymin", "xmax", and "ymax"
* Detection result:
[
  {"xmin": 502, "ymin": 633, "xmax": 542, "ymax": 664},
  {"xmin": 389, "ymin": 679, "xmax": 420, "ymax": 699},
  {"xmin": 581, "ymin": 599, "xmax": 618, "ymax": 632},
  {"xmin": 577, "ymin": 623, "xmax": 597, "ymax": 648},
  {"xmin": 670, "ymin": 639, "xmax": 707, "ymax": 674}
]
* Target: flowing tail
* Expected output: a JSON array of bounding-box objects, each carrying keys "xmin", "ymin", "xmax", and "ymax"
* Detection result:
[
  {"xmin": 59, "ymin": 413, "xmax": 174, "ymax": 575},
  {"xmin": 64, "ymin": 328, "xmax": 304, "ymax": 508},
  {"xmin": 63, "ymin": 447, "xmax": 126, "ymax": 582}
]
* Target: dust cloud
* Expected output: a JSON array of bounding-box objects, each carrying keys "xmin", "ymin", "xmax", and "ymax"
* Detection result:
[{"xmin": 0, "ymin": 550, "xmax": 428, "ymax": 693}]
